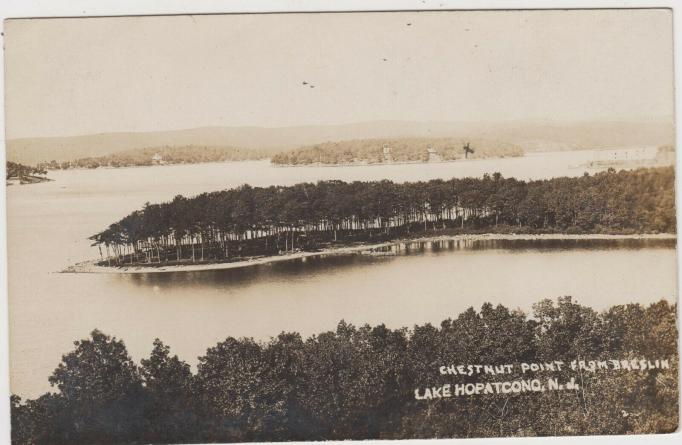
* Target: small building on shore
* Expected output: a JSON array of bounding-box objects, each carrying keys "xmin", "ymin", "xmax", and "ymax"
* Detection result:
[
  {"xmin": 151, "ymin": 153, "xmax": 165, "ymax": 165},
  {"xmin": 383, "ymin": 145, "xmax": 393, "ymax": 162},
  {"xmin": 427, "ymin": 147, "xmax": 442, "ymax": 162}
]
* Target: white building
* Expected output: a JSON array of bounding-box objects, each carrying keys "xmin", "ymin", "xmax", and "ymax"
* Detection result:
[
  {"xmin": 151, "ymin": 153, "xmax": 164, "ymax": 165},
  {"xmin": 383, "ymin": 145, "xmax": 393, "ymax": 162},
  {"xmin": 427, "ymin": 147, "xmax": 442, "ymax": 162}
]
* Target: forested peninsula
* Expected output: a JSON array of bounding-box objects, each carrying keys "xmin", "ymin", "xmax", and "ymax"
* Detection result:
[
  {"xmin": 87, "ymin": 167, "xmax": 675, "ymax": 268},
  {"xmin": 271, "ymin": 137, "xmax": 523, "ymax": 165},
  {"xmin": 11, "ymin": 297, "xmax": 678, "ymax": 443}
]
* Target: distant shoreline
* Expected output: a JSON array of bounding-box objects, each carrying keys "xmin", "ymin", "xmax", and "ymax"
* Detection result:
[
  {"xmin": 61, "ymin": 232, "xmax": 676, "ymax": 275},
  {"xmin": 270, "ymin": 155, "xmax": 512, "ymax": 168},
  {"xmin": 38, "ymin": 159, "xmax": 272, "ymax": 173},
  {"xmin": 270, "ymin": 154, "xmax": 524, "ymax": 168},
  {"xmin": 36, "ymin": 154, "xmax": 523, "ymax": 172}
]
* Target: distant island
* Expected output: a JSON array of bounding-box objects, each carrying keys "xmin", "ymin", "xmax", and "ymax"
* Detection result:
[
  {"xmin": 78, "ymin": 167, "xmax": 674, "ymax": 271},
  {"xmin": 37, "ymin": 145, "xmax": 281, "ymax": 170},
  {"xmin": 271, "ymin": 138, "xmax": 523, "ymax": 166},
  {"xmin": 32, "ymin": 138, "xmax": 525, "ymax": 171},
  {"xmin": 5, "ymin": 161, "xmax": 51, "ymax": 185}
]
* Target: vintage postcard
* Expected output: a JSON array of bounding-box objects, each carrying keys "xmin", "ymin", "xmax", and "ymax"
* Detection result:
[{"xmin": 3, "ymin": 7, "xmax": 679, "ymax": 444}]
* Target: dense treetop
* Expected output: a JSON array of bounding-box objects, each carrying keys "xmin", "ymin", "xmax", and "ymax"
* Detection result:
[
  {"xmin": 11, "ymin": 297, "xmax": 678, "ymax": 443},
  {"xmin": 90, "ymin": 167, "xmax": 675, "ymax": 266}
]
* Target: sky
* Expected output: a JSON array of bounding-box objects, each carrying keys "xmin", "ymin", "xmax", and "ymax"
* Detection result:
[{"xmin": 3, "ymin": 9, "xmax": 675, "ymax": 139}]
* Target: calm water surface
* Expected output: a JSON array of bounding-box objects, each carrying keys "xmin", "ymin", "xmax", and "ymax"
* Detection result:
[{"xmin": 7, "ymin": 152, "xmax": 678, "ymax": 398}]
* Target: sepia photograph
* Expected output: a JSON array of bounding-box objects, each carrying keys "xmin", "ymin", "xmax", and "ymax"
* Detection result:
[{"xmin": 2, "ymin": 3, "xmax": 680, "ymax": 444}]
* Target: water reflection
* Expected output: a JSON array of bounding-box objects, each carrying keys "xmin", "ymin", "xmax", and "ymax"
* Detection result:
[
  {"xmin": 122, "ymin": 237, "xmax": 676, "ymax": 290},
  {"xmin": 125, "ymin": 254, "xmax": 380, "ymax": 289}
]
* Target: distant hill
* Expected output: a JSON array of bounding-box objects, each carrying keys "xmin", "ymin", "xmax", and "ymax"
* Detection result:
[
  {"xmin": 271, "ymin": 137, "xmax": 523, "ymax": 165},
  {"xmin": 6, "ymin": 120, "xmax": 674, "ymax": 165}
]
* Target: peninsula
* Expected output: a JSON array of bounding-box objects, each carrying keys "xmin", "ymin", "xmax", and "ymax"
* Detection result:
[{"xmin": 72, "ymin": 167, "xmax": 675, "ymax": 273}]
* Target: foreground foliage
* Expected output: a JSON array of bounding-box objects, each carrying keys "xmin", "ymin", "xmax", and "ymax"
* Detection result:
[
  {"xmin": 11, "ymin": 297, "xmax": 678, "ymax": 444},
  {"xmin": 90, "ymin": 167, "xmax": 676, "ymax": 266}
]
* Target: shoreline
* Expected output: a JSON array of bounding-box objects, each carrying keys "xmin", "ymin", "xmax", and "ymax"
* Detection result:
[
  {"xmin": 61, "ymin": 232, "xmax": 676, "ymax": 275},
  {"xmin": 270, "ymin": 154, "xmax": 524, "ymax": 168},
  {"xmin": 6, "ymin": 175, "xmax": 53, "ymax": 186}
]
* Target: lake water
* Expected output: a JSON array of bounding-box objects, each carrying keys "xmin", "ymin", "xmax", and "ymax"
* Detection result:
[{"xmin": 6, "ymin": 151, "xmax": 678, "ymax": 398}]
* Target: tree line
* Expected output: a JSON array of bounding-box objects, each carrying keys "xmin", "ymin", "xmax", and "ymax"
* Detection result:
[
  {"xmin": 90, "ymin": 167, "xmax": 675, "ymax": 267},
  {"xmin": 271, "ymin": 137, "xmax": 523, "ymax": 165},
  {"xmin": 10, "ymin": 297, "xmax": 678, "ymax": 444},
  {"xmin": 37, "ymin": 145, "xmax": 282, "ymax": 170},
  {"xmin": 6, "ymin": 161, "xmax": 47, "ymax": 180}
]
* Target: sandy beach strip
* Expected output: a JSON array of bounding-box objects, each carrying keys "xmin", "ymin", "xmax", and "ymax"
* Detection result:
[{"xmin": 61, "ymin": 232, "xmax": 677, "ymax": 274}]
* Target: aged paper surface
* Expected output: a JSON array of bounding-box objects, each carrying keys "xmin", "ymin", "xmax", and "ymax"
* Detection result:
[{"xmin": 4, "ymin": 8, "xmax": 678, "ymax": 444}]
